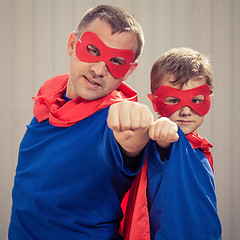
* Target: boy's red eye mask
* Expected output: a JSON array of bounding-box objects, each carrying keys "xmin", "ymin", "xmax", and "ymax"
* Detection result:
[
  {"xmin": 151, "ymin": 84, "xmax": 211, "ymax": 117},
  {"xmin": 75, "ymin": 31, "xmax": 135, "ymax": 79}
]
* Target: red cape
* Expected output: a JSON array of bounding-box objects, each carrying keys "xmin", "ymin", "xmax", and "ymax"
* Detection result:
[{"xmin": 33, "ymin": 73, "xmax": 138, "ymax": 127}]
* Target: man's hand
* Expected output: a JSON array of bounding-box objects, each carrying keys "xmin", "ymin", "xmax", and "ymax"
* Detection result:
[
  {"xmin": 149, "ymin": 117, "xmax": 179, "ymax": 149},
  {"xmin": 107, "ymin": 101, "xmax": 154, "ymax": 156}
]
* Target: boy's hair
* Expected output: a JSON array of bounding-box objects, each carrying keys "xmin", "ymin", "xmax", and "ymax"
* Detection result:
[
  {"xmin": 77, "ymin": 5, "xmax": 144, "ymax": 61},
  {"xmin": 150, "ymin": 48, "xmax": 213, "ymax": 94}
]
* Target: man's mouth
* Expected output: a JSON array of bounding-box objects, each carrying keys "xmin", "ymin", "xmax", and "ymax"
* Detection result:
[{"xmin": 84, "ymin": 76, "xmax": 101, "ymax": 86}]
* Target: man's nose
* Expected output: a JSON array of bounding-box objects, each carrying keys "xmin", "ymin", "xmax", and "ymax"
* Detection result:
[{"xmin": 90, "ymin": 61, "xmax": 108, "ymax": 77}]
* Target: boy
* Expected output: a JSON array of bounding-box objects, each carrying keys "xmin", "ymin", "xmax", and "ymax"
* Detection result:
[
  {"xmin": 147, "ymin": 47, "xmax": 222, "ymax": 239},
  {"xmin": 8, "ymin": 5, "xmax": 153, "ymax": 240},
  {"xmin": 123, "ymin": 48, "xmax": 222, "ymax": 240}
]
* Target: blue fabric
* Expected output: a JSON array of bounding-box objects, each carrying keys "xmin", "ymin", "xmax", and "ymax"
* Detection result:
[
  {"xmin": 147, "ymin": 127, "xmax": 222, "ymax": 240},
  {"xmin": 9, "ymin": 107, "xmax": 146, "ymax": 240}
]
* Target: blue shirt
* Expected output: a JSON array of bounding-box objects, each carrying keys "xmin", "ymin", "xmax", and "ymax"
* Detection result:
[
  {"xmin": 9, "ymin": 107, "xmax": 146, "ymax": 240},
  {"xmin": 147, "ymin": 128, "xmax": 222, "ymax": 240}
]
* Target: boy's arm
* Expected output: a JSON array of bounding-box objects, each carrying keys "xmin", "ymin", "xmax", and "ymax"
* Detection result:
[
  {"xmin": 107, "ymin": 101, "xmax": 154, "ymax": 158},
  {"xmin": 149, "ymin": 117, "xmax": 179, "ymax": 159}
]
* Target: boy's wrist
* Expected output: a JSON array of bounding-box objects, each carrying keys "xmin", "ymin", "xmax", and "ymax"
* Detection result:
[{"xmin": 156, "ymin": 139, "xmax": 171, "ymax": 149}]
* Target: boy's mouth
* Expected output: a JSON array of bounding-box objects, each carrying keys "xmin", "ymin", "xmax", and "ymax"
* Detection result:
[{"xmin": 177, "ymin": 120, "xmax": 194, "ymax": 124}]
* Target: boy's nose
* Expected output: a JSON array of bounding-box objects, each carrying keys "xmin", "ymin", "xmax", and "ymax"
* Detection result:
[
  {"xmin": 179, "ymin": 106, "xmax": 192, "ymax": 116},
  {"xmin": 90, "ymin": 61, "xmax": 108, "ymax": 77}
]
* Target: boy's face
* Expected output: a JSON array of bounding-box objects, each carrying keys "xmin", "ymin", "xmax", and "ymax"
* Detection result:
[{"xmin": 152, "ymin": 74, "xmax": 211, "ymax": 135}]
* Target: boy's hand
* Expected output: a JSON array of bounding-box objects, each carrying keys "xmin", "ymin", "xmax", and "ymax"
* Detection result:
[
  {"xmin": 149, "ymin": 117, "xmax": 179, "ymax": 148},
  {"xmin": 107, "ymin": 101, "xmax": 154, "ymax": 156}
]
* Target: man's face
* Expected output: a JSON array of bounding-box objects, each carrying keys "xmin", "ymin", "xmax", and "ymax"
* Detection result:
[
  {"xmin": 66, "ymin": 18, "xmax": 138, "ymax": 100},
  {"xmin": 153, "ymin": 74, "xmax": 211, "ymax": 135}
]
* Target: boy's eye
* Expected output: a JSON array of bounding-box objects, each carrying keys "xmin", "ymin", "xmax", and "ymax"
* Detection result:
[
  {"xmin": 87, "ymin": 44, "xmax": 101, "ymax": 56},
  {"xmin": 192, "ymin": 95, "xmax": 205, "ymax": 104},
  {"xmin": 164, "ymin": 97, "xmax": 181, "ymax": 105},
  {"xmin": 110, "ymin": 57, "xmax": 126, "ymax": 66}
]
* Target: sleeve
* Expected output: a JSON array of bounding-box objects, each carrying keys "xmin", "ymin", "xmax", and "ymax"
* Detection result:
[
  {"xmin": 101, "ymin": 124, "xmax": 148, "ymax": 176},
  {"xmin": 147, "ymin": 128, "xmax": 222, "ymax": 240},
  {"xmin": 119, "ymin": 140, "xmax": 169, "ymax": 240}
]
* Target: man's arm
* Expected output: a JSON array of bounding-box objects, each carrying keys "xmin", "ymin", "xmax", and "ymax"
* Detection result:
[{"xmin": 107, "ymin": 101, "xmax": 154, "ymax": 158}]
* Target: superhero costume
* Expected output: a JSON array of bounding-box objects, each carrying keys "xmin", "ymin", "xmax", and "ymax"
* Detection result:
[
  {"xmin": 121, "ymin": 128, "xmax": 222, "ymax": 240},
  {"xmin": 121, "ymin": 85, "xmax": 221, "ymax": 239},
  {"xmin": 8, "ymin": 74, "xmax": 147, "ymax": 240},
  {"xmin": 147, "ymin": 128, "xmax": 222, "ymax": 239}
]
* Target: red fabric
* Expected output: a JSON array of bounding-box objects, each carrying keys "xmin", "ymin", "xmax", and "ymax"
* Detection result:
[
  {"xmin": 76, "ymin": 32, "xmax": 134, "ymax": 79},
  {"xmin": 120, "ymin": 156, "xmax": 150, "ymax": 240},
  {"xmin": 33, "ymin": 74, "xmax": 138, "ymax": 127},
  {"xmin": 186, "ymin": 132, "xmax": 214, "ymax": 172},
  {"xmin": 153, "ymin": 84, "xmax": 211, "ymax": 117}
]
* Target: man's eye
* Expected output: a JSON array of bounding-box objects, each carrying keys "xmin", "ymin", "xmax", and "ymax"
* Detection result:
[
  {"xmin": 192, "ymin": 99, "xmax": 203, "ymax": 104},
  {"xmin": 164, "ymin": 97, "xmax": 180, "ymax": 105},
  {"xmin": 110, "ymin": 57, "xmax": 126, "ymax": 66},
  {"xmin": 192, "ymin": 95, "xmax": 205, "ymax": 104},
  {"xmin": 87, "ymin": 44, "xmax": 101, "ymax": 56}
]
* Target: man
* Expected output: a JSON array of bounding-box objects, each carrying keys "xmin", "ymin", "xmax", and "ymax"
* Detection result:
[{"xmin": 8, "ymin": 5, "xmax": 153, "ymax": 240}]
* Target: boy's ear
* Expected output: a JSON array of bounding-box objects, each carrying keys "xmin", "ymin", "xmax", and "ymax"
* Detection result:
[{"xmin": 147, "ymin": 93, "xmax": 158, "ymax": 113}]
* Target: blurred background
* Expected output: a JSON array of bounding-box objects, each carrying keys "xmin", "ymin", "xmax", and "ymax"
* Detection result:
[{"xmin": 0, "ymin": 0, "xmax": 239, "ymax": 239}]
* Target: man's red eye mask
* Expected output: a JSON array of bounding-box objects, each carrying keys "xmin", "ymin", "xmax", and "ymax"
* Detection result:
[
  {"xmin": 75, "ymin": 31, "xmax": 134, "ymax": 79},
  {"xmin": 151, "ymin": 84, "xmax": 211, "ymax": 117}
]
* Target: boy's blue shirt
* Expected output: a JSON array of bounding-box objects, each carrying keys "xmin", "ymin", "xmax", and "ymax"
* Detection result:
[{"xmin": 147, "ymin": 127, "xmax": 222, "ymax": 240}]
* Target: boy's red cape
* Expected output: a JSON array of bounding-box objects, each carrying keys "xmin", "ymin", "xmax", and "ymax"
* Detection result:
[{"xmin": 120, "ymin": 133, "xmax": 214, "ymax": 240}]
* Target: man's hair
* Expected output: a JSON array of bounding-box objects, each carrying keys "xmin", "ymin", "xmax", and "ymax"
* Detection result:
[
  {"xmin": 77, "ymin": 5, "xmax": 144, "ymax": 61},
  {"xmin": 150, "ymin": 48, "xmax": 213, "ymax": 94}
]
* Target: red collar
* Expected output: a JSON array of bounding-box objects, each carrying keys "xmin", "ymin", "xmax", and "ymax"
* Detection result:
[
  {"xmin": 186, "ymin": 132, "xmax": 214, "ymax": 172},
  {"xmin": 33, "ymin": 74, "xmax": 138, "ymax": 127}
]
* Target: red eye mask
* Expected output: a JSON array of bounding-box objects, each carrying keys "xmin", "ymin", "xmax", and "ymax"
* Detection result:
[
  {"xmin": 151, "ymin": 84, "xmax": 211, "ymax": 117},
  {"xmin": 75, "ymin": 31, "xmax": 135, "ymax": 79}
]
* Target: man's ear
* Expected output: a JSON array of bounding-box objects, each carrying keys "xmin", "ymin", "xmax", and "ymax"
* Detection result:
[
  {"xmin": 147, "ymin": 93, "xmax": 158, "ymax": 113},
  {"xmin": 68, "ymin": 32, "xmax": 78, "ymax": 56},
  {"xmin": 122, "ymin": 61, "xmax": 138, "ymax": 81}
]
